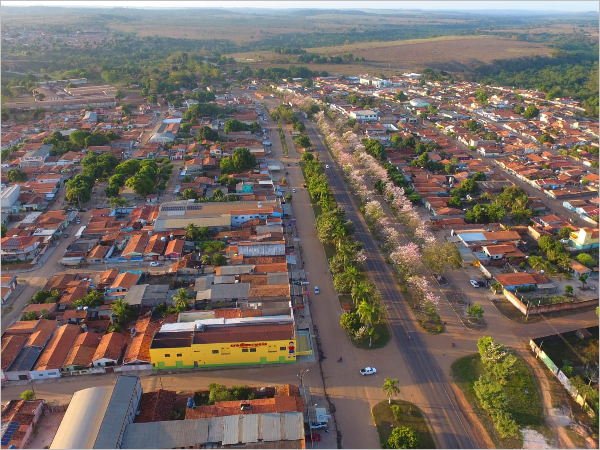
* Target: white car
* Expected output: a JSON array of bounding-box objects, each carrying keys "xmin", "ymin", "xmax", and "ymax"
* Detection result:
[
  {"xmin": 469, "ymin": 280, "xmax": 480, "ymax": 288},
  {"xmin": 292, "ymin": 188, "xmax": 296, "ymax": 193},
  {"xmin": 360, "ymin": 367, "xmax": 377, "ymax": 376},
  {"xmin": 325, "ymin": 164, "xmax": 330, "ymax": 169},
  {"xmin": 314, "ymin": 286, "xmax": 320, "ymax": 294},
  {"xmin": 150, "ymin": 262, "xmax": 161, "ymax": 267}
]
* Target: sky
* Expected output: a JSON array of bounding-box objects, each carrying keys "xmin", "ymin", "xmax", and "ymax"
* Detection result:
[{"xmin": 2, "ymin": 0, "xmax": 599, "ymax": 12}]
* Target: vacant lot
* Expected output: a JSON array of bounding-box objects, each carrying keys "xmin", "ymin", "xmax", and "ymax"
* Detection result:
[{"xmin": 306, "ymin": 35, "xmax": 551, "ymax": 71}]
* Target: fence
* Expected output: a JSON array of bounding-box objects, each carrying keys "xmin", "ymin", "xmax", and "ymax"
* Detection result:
[
  {"xmin": 504, "ymin": 288, "xmax": 599, "ymax": 316},
  {"xmin": 529, "ymin": 339, "xmax": 595, "ymax": 418}
]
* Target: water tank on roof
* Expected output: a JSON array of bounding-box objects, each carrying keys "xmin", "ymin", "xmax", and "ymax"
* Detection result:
[
  {"xmin": 131, "ymin": 327, "xmax": 136, "ymax": 335},
  {"xmin": 161, "ymin": 237, "xmax": 167, "ymax": 242},
  {"xmin": 83, "ymin": 306, "xmax": 88, "ymax": 311},
  {"xmin": 187, "ymin": 398, "xmax": 195, "ymax": 409},
  {"xmin": 78, "ymin": 306, "xmax": 83, "ymax": 310},
  {"xmin": 169, "ymin": 235, "xmax": 174, "ymax": 239}
]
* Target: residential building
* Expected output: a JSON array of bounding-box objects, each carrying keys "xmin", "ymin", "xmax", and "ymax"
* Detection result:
[
  {"xmin": 19, "ymin": 144, "xmax": 51, "ymax": 168},
  {"xmin": 570, "ymin": 227, "xmax": 599, "ymax": 250},
  {"xmin": 0, "ymin": 235, "xmax": 42, "ymax": 261},
  {"xmin": 1, "ymin": 184, "xmax": 21, "ymax": 213},
  {"xmin": 493, "ymin": 272, "xmax": 551, "ymax": 292},
  {"xmin": 30, "ymin": 323, "xmax": 81, "ymax": 379},
  {"xmin": 0, "ymin": 399, "xmax": 44, "ymax": 449},
  {"xmin": 106, "ymin": 272, "xmax": 142, "ymax": 300},
  {"xmin": 92, "ymin": 332, "xmax": 126, "ymax": 368}
]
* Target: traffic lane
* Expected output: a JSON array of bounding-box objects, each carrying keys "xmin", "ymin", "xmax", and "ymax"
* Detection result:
[{"xmin": 306, "ymin": 122, "xmax": 479, "ymax": 448}]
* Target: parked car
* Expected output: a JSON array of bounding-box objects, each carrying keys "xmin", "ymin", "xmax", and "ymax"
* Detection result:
[
  {"xmin": 314, "ymin": 286, "xmax": 320, "ymax": 294},
  {"xmin": 325, "ymin": 164, "xmax": 330, "ymax": 169},
  {"xmin": 469, "ymin": 280, "xmax": 480, "ymax": 288},
  {"xmin": 360, "ymin": 367, "xmax": 377, "ymax": 376},
  {"xmin": 295, "ymin": 162, "xmax": 298, "ymax": 165},
  {"xmin": 309, "ymin": 423, "xmax": 328, "ymax": 430},
  {"xmin": 305, "ymin": 433, "xmax": 321, "ymax": 442},
  {"xmin": 478, "ymin": 280, "xmax": 486, "ymax": 287},
  {"xmin": 150, "ymin": 262, "xmax": 161, "ymax": 267},
  {"xmin": 292, "ymin": 188, "xmax": 296, "ymax": 193}
]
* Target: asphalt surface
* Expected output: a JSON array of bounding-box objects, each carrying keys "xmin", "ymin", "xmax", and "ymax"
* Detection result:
[{"xmin": 304, "ymin": 122, "xmax": 482, "ymax": 449}]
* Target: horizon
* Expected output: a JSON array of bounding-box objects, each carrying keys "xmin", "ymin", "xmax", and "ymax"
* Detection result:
[{"xmin": 2, "ymin": 1, "xmax": 599, "ymax": 12}]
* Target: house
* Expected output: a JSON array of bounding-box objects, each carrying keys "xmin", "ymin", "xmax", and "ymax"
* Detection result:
[
  {"xmin": 29, "ymin": 323, "xmax": 81, "ymax": 379},
  {"xmin": 86, "ymin": 244, "xmax": 111, "ymax": 264},
  {"xmin": 184, "ymin": 157, "xmax": 204, "ymax": 173},
  {"xmin": 569, "ymin": 259, "xmax": 593, "ymax": 278},
  {"xmin": 143, "ymin": 234, "xmax": 166, "ymax": 260},
  {"xmin": 164, "ymin": 239, "xmax": 185, "ymax": 260},
  {"xmin": 1, "ymin": 275, "xmax": 18, "ymax": 304},
  {"xmin": 493, "ymin": 272, "xmax": 550, "ymax": 292},
  {"xmin": 570, "ymin": 227, "xmax": 599, "ymax": 250},
  {"xmin": 0, "ymin": 399, "xmax": 44, "ymax": 449},
  {"xmin": 121, "ymin": 233, "xmax": 150, "ymax": 260},
  {"xmin": 481, "ymin": 244, "xmax": 525, "ymax": 260},
  {"xmin": 1, "ymin": 184, "xmax": 21, "ymax": 213},
  {"xmin": 0, "ymin": 235, "xmax": 42, "ymax": 261},
  {"xmin": 106, "ymin": 271, "xmax": 142, "ymax": 299},
  {"xmin": 19, "ymin": 144, "xmax": 51, "ymax": 167},
  {"xmin": 92, "ymin": 332, "xmax": 126, "ymax": 368},
  {"xmin": 61, "ymin": 332, "xmax": 103, "ymax": 372},
  {"xmin": 349, "ymin": 109, "xmax": 378, "ymax": 123}
]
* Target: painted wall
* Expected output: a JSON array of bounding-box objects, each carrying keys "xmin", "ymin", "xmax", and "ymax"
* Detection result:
[{"xmin": 150, "ymin": 338, "xmax": 297, "ymax": 369}]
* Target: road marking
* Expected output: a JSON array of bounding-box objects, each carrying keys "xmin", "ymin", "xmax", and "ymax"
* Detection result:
[{"xmin": 435, "ymin": 371, "xmax": 475, "ymax": 448}]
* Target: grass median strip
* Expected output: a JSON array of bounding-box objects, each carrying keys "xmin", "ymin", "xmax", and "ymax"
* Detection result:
[{"xmin": 372, "ymin": 400, "xmax": 436, "ymax": 449}]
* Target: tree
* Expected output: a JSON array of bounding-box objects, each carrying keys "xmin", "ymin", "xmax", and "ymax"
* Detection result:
[
  {"xmin": 182, "ymin": 188, "xmax": 198, "ymax": 200},
  {"xmin": 523, "ymin": 104, "xmax": 539, "ymax": 119},
  {"xmin": 111, "ymin": 299, "xmax": 130, "ymax": 325},
  {"xmin": 340, "ymin": 312, "xmax": 361, "ymax": 334},
  {"xmin": 173, "ymin": 288, "xmax": 191, "ymax": 312},
  {"xmin": 1, "ymin": 224, "xmax": 6, "ymax": 238},
  {"xmin": 7, "ymin": 169, "xmax": 27, "ymax": 182},
  {"xmin": 491, "ymin": 281, "xmax": 502, "ymax": 294},
  {"xmin": 186, "ymin": 223, "xmax": 200, "ymax": 241},
  {"xmin": 558, "ymin": 227, "xmax": 573, "ymax": 240},
  {"xmin": 351, "ymin": 282, "xmax": 371, "ymax": 308},
  {"xmin": 301, "ymin": 152, "xmax": 314, "ymax": 162},
  {"xmin": 382, "ymin": 378, "xmax": 400, "ymax": 404},
  {"xmin": 20, "ymin": 390, "xmax": 35, "ymax": 401},
  {"xmin": 467, "ymin": 303, "xmax": 484, "ymax": 321},
  {"xmin": 477, "ymin": 337, "xmax": 516, "ymax": 383},
  {"xmin": 565, "ymin": 285, "xmax": 574, "ymax": 296},
  {"xmin": 110, "ymin": 197, "xmax": 129, "ymax": 209},
  {"xmin": 538, "ymin": 133, "xmax": 554, "ymax": 144},
  {"xmin": 387, "ymin": 426, "xmax": 420, "ymax": 449},
  {"xmin": 69, "ymin": 130, "xmax": 91, "ymax": 148},
  {"xmin": 196, "ymin": 126, "xmax": 219, "ymax": 142},
  {"xmin": 211, "ymin": 252, "xmax": 227, "ymax": 266},
  {"xmin": 21, "ymin": 311, "xmax": 39, "ymax": 321},
  {"xmin": 231, "ymin": 147, "xmax": 256, "ymax": 172},
  {"xmin": 73, "ymin": 290, "xmax": 105, "ymax": 308},
  {"xmin": 357, "ymin": 300, "xmax": 378, "ymax": 330},
  {"xmin": 30, "ymin": 290, "xmax": 51, "ymax": 304},
  {"xmin": 578, "ymin": 274, "xmax": 588, "ymax": 288},
  {"xmin": 114, "ymin": 90, "xmax": 125, "ymax": 100},
  {"xmin": 576, "ymin": 253, "xmax": 595, "ymax": 268},
  {"xmin": 220, "ymin": 157, "xmax": 236, "ymax": 174}
]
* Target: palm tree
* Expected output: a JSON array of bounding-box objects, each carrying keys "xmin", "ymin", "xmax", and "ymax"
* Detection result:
[
  {"xmin": 111, "ymin": 299, "xmax": 128, "ymax": 325},
  {"xmin": 343, "ymin": 265, "xmax": 362, "ymax": 288},
  {"xmin": 173, "ymin": 288, "xmax": 190, "ymax": 312},
  {"xmin": 351, "ymin": 282, "xmax": 371, "ymax": 308},
  {"xmin": 185, "ymin": 223, "xmax": 199, "ymax": 241},
  {"xmin": 382, "ymin": 378, "xmax": 400, "ymax": 404},
  {"xmin": 357, "ymin": 300, "xmax": 381, "ymax": 331},
  {"xmin": 332, "ymin": 224, "xmax": 348, "ymax": 250},
  {"xmin": 527, "ymin": 256, "xmax": 545, "ymax": 271}
]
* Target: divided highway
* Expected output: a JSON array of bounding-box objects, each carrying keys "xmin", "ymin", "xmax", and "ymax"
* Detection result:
[{"xmin": 305, "ymin": 123, "xmax": 483, "ymax": 449}]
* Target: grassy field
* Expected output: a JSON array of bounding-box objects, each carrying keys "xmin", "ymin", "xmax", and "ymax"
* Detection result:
[
  {"xmin": 451, "ymin": 353, "xmax": 545, "ymax": 449},
  {"xmin": 372, "ymin": 400, "xmax": 436, "ymax": 449}
]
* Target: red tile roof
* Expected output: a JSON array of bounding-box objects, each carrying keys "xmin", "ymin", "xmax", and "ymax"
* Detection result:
[
  {"xmin": 92, "ymin": 332, "xmax": 126, "ymax": 363},
  {"xmin": 33, "ymin": 324, "xmax": 81, "ymax": 371}
]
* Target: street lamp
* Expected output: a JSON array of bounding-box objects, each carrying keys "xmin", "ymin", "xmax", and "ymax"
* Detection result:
[{"xmin": 297, "ymin": 368, "xmax": 309, "ymax": 386}]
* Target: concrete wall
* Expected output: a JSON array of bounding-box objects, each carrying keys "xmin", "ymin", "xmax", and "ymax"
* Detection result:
[{"xmin": 504, "ymin": 288, "xmax": 599, "ymax": 316}]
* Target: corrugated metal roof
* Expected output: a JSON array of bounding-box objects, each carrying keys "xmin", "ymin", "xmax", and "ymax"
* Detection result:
[
  {"xmin": 208, "ymin": 416, "xmax": 223, "ymax": 443},
  {"xmin": 219, "ymin": 265, "xmax": 255, "ymax": 275},
  {"xmin": 214, "ymin": 275, "xmax": 236, "ymax": 284},
  {"xmin": 283, "ymin": 412, "xmax": 304, "ymax": 440},
  {"xmin": 196, "ymin": 283, "xmax": 250, "ymax": 301},
  {"xmin": 238, "ymin": 243, "xmax": 285, "ymax": 257},
  {"xmin": 243, "ymin": 413, "xmax": 259, "ymax": 443},
  {"xmin": 194, "ymin": 275, "xmax": 214, "ymax": 292},
  {"xmin": 267, "ymin": 273, "xmax": 289, "ymax": 285},
  {"xmin": 222, "ymin": 415, "xmax": 239, "ymax": 445},
  {"xmin": 260, "ymin": 414, "xmax": 281, "ymax": 441}
]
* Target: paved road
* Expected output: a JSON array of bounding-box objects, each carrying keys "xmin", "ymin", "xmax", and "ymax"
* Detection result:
[{"xmin": 304, "ymin": 121, "xmax": 482, "ymax": 449}]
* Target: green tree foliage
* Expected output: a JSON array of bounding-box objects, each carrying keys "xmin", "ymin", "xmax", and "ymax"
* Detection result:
[
  {"xmin": 523, "ymin": 104, "xmax": 540, "ymax": 119},
  {"xmin": 363, "ymin": 139, "xmax": 386, "ymax": 160},
  {"xmin": 301, "ymin": 152, "xmax": 314, "ymax": 162},
  {"xmin": 340, "ymin": 312, "xmax": 361, "ymax": 334},
  {"xmin": 196, "ymin": 126, "xmax": 219, "ymax": 142},
  {"xmin": 477, "ymin": 336, "xmax": 517, "ymax": 383},
  {"xmin": 422, "ymin": 242, "xmax": 462, "ymax": 274},
  {"xmin": 1, "ymin": 224, "xmax": 6, "ymax": 238},
  {"xmin": 111, "ymin": 298, "xmax": 133, "ymax": 325},
  {"xmin": 293, "ymin": 134, "xmax": 311, "ymax": 148},
  {"xmin": 6, "ymin": 169, "xmax": 27, "ymax": 182},
  {"xmin": 173, "ymin": 288, "xmax": 191, "ymax": 312},
  {"xmin": 387, "ymin": 426, "xmax": 420, "ymax": 449},
  {"xmin": 21, "ymin": 311, "xmax": 39, "ymax": 321},
  {"xmin": 182, "ymin": 188, "xmax": 198, "ymax": 200},
  {"xmin": 72, "ymin": 290, "xmax": 105, "ymax": 308},
  {"xmin": 467, "ymin": 303, "xmax": 484, "ymax": 320},
  {"xmin": 20, "ymin": 390, "xmax": 35, "ymax": 401},
  {"xmin": 208, "ymin": 383, "xmax": 234, "ymax": 404},
  {"xmin": 575, "ymin": 253, "xmax": 595, "ymax": 268},
  {"xmin": 382, "ymin": 378, "xmax": 400, "ymax": 404},
  {"xmin": 69, "ymin": 130, "xmax": 91, "ymax": 148},
  {"xmin": 84, "ymin": 132, "xmax": 110, "ymax": 148},
  {"xmin": 565, "ymin": 285, "xmax": 574, "ymax": 296}
]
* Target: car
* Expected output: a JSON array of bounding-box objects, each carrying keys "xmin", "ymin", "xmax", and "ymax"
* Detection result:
[
  {"xmin": 292, "ymin": 189, "xmax": 296, "ymax": 193},
  {"xmin": 150, "ymin": 262, "xmax": 161, "ymax": 267},
  {"xmin": 360, "ymin": 367, "xmax": 377, "ymax": 376},
  {"xmin": 309, "ymin": 423, "xmax": 328, "ymax": 430},
  {"xmin": 305, "ymin": 433, "xmax": 321, "ymax": 442},
  {"xmin": 478, "ymin": 280, "xmax": 487, "ymax": 287},
  {"xmin": 325, "ymin": 164, "xmax": 330, "ymax": 169},
  {"xmin": 469, "ymin": 280, "xmax": 480, "ymax": 288},
  {"xmin": 285, "ymin": 171, "xmax": 289, "ymax": 175},
  {"xmin": 294, "ymin": 162, "xmax": 298, "ymax": 166},
  {"xmin": 314, "ymin": 286, "xmax": 320, "ymax": 294}
]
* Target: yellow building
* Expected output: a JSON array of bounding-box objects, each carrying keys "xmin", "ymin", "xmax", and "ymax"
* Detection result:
[
  {"xmin": 570, "ymin": 227, "xmax": 599, "ymax": 250},
  {"xmin": 149, "ymin": 320, "xmax": 296, "ymax": 369}
]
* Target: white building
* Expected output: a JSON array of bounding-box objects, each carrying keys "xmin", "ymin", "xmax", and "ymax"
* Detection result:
[
  {"xmin": 349, "ymin": 109, "xmax": 378, "ymax": 123},
  {"xmin": 1, "ymin": 184, "xmax": 20, "ymax": 212}
]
